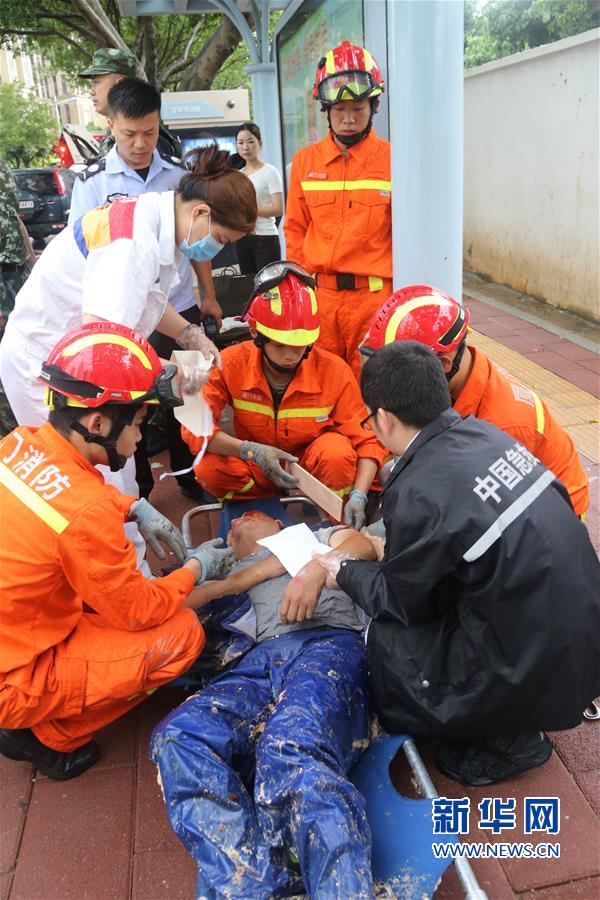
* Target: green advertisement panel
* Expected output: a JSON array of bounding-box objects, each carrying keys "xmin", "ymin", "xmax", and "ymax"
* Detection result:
[{"xmin": 276, "ymin": 0, "xmax": 364, "ymax": 178}]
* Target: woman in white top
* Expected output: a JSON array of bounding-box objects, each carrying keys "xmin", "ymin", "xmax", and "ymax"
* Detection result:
[{"xmin": 235, "ymin": 122, "xmax": 283, "ymax": 275}]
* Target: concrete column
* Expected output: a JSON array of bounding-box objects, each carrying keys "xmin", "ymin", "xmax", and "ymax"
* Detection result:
[{"xmin": 387, "ymin": 0, "xmax": 464, "ymax": 300}]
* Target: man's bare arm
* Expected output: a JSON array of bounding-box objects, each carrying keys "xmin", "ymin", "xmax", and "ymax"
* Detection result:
[
  {"xmin": 184, "ymin": 553, "xmax": 285, "ymax": 610},
  {"xmin": 279, "ymin": 528, "xmax": 377, "ymax": 623}
]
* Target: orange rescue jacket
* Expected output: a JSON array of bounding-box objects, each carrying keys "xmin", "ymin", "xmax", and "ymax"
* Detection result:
[
  {"xmin": 0, "ymin": 424, "xmax": 194, "ymax": 682},
  {"xmin": 454, "ymin": 347, "xmax": 589, "ymax": 516},
  {"xmin": 284, "ymin": 130, "xmax": 392, "ymax": 278},
  {"xmin": 183, "ymin": 341, "xmax": 387, "ymax": 467}
]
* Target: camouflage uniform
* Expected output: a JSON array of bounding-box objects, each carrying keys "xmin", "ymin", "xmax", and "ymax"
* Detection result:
[{"xmin": 0, "ymin": 160, "xmax": 30, "ymax": 435}]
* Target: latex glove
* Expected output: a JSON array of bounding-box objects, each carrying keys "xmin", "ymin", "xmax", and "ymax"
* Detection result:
[
  {"xmin": 178, "ymin": 362, "xmax": 210, "ymax": 396},
  {"xmin": 176, "ymin": 323, "xmax": 222, "ymax": 369},
  {"xmin": 186, "ymin": 538, "xmax": 235, "ymax": 584},
  {"xmin": 239, "ymin": 441, "xmax": 299, "ymax": 490},
  {"xmin": 129, "ymin": 498, "xmax": 186, "ymax": 563},
  {"xmin": 343, "ymin": 489, "xmax": 368, "ymax": 529},
  {"xmin": 313, "ymin": 549, "xmax": 355, "ymax": 589}
]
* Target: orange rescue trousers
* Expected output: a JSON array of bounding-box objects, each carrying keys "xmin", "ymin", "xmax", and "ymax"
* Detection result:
[
  {"xmin": 0, "ymin": 607, "xmax": 203, "ymax": 752},
  {"xmin": 316, "ymin": 281, "xmax": 393, "ymax": 380},
  {"xmin": 196, "ymin": 431, "xmax": 358, "ymax": 502}
]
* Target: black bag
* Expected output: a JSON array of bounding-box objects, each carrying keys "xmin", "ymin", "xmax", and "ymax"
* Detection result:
[{"xmin": 212, "ymin": 267, "xmax": 255, "ymax": 318}]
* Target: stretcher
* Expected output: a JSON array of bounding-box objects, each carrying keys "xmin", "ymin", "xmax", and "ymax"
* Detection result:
[{"xmin": 181, "ymin": 496, "xmax": 485, "ymax": 899}]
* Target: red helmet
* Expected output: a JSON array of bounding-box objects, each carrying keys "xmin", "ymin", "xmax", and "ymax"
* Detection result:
[
  {"xmin": 41, "ymin": 321, "xmax": 181, "ymax": 409},
  {"xmin": 313, "ymin": 41, "xmax": 384, "ymax": 105},
  {"xmin": 360, "ymin": 285, "xmax": 470, "ymax": 355},
  {"xmin": 244, "ymin": 273, "xmax": 320, "ymax": 347}
]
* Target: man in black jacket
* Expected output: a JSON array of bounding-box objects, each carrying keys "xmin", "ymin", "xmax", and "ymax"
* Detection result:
[{"xmin": 318, "ymin": 341, "xmax": 600, "ymax": 786}]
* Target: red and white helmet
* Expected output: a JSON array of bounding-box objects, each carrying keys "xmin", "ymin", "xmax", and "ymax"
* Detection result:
[
  {"xmin": 313, "ymin": 41, "xmax": 384, "ymax": 106},
  {"xmin": 41, "ymin": 321, "xmax": 181, "ymax": 409},
  {"xmin": 244, "ymin": 273, "xmax": 320, "ymax": 347},
  {"xmin": 360, "ymin": 285, "xmax": 470, "ymax": 355}
]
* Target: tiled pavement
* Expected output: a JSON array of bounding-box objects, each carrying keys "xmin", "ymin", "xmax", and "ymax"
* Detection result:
[{"xmin": 1, "ymin": 287, "xmax": 599, "ymax": 900}]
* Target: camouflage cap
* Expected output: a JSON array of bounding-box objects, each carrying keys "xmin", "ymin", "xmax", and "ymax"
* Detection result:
[{"xmin": 79, "ymin": 48, "xmax": 137, "ymax": 78}]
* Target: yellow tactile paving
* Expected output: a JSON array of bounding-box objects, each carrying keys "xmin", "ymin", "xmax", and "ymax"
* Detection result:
[{"xmin": 469, "ymin": 330, "xmax": 600, "ymax": 463}]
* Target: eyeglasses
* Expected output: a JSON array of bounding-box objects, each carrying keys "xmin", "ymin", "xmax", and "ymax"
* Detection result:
[
  {"xmin": 360, "ymin": 410, "xmax": 377, "ymax": 431},
  {"xmin": 317, "ymin": 70, "xmax": 378, "ymax": 105}
]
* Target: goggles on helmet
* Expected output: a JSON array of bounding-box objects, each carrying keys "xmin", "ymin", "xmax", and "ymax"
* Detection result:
[
  {"xmin": 317, "ymin": 70, "xmax": 380, "ymax": 105},
  {"xmin": 253, "ymin": 260, "xmax": 316, "ymax": 294},
  {"xmin": 41, "ymin": 362, "xmax": 182, "ymax": 409}
]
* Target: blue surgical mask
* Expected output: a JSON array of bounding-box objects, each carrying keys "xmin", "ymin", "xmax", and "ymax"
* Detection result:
[{"xmin": 179, "ymin": 214, "xmax": 224, "ymax": 262}]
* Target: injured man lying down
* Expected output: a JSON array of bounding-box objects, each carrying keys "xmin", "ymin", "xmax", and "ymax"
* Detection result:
[{"xmin": 150, "ymin": 510, "xmax": 378, "ymax": 899}]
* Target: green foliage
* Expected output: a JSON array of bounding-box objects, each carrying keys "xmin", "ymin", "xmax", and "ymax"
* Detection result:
[
  {"xmin": 0, "ymin": 83, "xmax": 58, "ymax": 167},
  {"xmin": 464, "ymin": 0, "xmax": 600, "ymax": 68},
  {"xmin": 0, "ymin": 0, "xmax": 246, "ymax": 90}
]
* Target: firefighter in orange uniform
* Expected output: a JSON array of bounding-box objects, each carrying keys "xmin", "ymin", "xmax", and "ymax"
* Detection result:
[
  {"xmin": 284, "ymin": 41, "xmax": 392, "ymax": 379},
  {"xmin": 183, "ymin": 264, "xmax": 386, "ymax": 528},
  {"xmin": 0, "ymin": 323, "xmax": 234, "ymax": 780},
  {"xmin": 360, "ymin": 285, "xmax": 590, "ymax": 517}
]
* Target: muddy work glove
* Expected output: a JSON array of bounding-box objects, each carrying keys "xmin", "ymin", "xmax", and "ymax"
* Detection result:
[
  {"xmin": 130, "ymin": 498, "xmax": 186, "ymax": 563},
  {"xmin": 175, "ymin": 323, "xmax": 222, "ymax": 369},
  {"xmin": 239, "ymin": 441, "xmax": 299, "ymax": 490},
  {"xmin": 186, "ymin": 538, "xmax": 235, "ymax": 583},
  {"xmin": 343, "ymin": 489, "xmax": 368, "ymax": 530}
]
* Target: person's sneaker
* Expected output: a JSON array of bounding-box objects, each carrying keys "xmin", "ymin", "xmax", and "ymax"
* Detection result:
[
  {"xmin": 0, "ymin": 728, "xmax": 100, "ymax": 780},
  {"xmin": 435, "ymin": 732, "xmax": 552, "ymax": 786}
]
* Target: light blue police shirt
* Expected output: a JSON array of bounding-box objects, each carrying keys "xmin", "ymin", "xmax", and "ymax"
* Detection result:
[{"xmin": 69, "ymin": 146, "xmax": 195, "ymax": 313}]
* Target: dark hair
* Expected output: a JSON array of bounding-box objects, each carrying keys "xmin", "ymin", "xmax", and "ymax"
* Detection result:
[
  {"xmin": 107, "ymin": 77, "xmax": 161, "ymax": 119},
  {"xmin": 48, "ymin": 403, "xmax": 132, "ymax": 437},
  {"xmin": 235, "ymin": 122, "xmax": 261, "ymax": 141},
  {"xmin": 360, "ymin": 341, "xmax": 451, "ymax": 429},
  {"xmin": 179, "ymin": 143, "xmax": 257, "ymax": 233}
]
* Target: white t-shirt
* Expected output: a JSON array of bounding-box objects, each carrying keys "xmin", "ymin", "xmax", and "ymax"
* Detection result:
[{"xmin": 245, "ymin": 163, "xmax": 283, "ymax": 236}]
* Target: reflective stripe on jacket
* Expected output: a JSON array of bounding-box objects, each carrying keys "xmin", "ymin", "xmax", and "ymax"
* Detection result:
[
  {"xmin": 183, "ymin": 341, "xmax": 386, "ymax": 467},
  {"xmin": 284, "ymin": 130, "xmax": 392, "ymax": 278},
  {"xmin": 0, "ymin": 424, "xmax": 194, "ymax": 684},
  {"xmin": 454, "ymin": 346, "xmax": 589, "ymax": 516}
]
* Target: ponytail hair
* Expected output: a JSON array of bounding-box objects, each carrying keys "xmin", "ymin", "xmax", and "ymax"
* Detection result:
[{"xmin": 178, "ymin": 143, "xmax": 257, "ymax": 233}]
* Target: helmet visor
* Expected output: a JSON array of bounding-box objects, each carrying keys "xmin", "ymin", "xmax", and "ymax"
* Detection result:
[
  {"xmin": 253, "ymin": 260, "xmax": 316, "ymax": 294},
  {"xmin": 317, "ymin": 70, "xmax": 377, "ymax": 104},
  {"xmin": 137, "ymin": 364, "xmax": 183, "ymax": 408}
]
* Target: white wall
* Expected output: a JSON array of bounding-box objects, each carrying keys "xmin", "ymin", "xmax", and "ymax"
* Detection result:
[{"xmin": 464, "ymin": 30, "xmax": 599, "ymax": 322}]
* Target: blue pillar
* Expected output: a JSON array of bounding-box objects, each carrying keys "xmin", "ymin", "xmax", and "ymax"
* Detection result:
[
  {"xmin": 387, "ymin": 0, "xmax": 464, "ymax": 300},
  {"xmin": 245, "ymin": 62, "xmax": 284, "ymax": 175}
]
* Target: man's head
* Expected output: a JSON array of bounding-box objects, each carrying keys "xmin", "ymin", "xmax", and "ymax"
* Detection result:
[
  {"xmin": 226, "ymin": 511, "xmax": 284, "ymax": 559},
  {"xmin": 106, "ymin": 77, "xmax": 161, "ymax": 170},
  {"xmin": 42, "ymin": 321, "xmax": 181, "ymax": 471},
  {"xmin": 359, "ymin": 285, "xmax": 470, "ymax": 383},
  {"xmin": 360, "ymin": 341, "xmax": 451, "ymax": 455},
  {"xmin": 79, "ymin": 48, "xmax": 137, "ymax": 118},
  {"xmin": 313, "ymin": 41, "xmax": 384, "ymax": 148},
  {"xmin": 244, "ymin": 264, "xmax": 320, "ymax": 377}
]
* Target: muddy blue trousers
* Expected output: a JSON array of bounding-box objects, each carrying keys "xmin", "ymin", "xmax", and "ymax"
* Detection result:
[{"xmin": 150, "ymin": 628, "xmax": 373, "ymax": 899}]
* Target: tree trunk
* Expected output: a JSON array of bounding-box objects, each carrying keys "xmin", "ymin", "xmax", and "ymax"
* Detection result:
[
  {"xmin": 180, "ymin": 15, "xmax": 242, "ymax": 91},
  {"xmin": 141, "ymin": 17, "xmax": 157, "ymax": 86}
]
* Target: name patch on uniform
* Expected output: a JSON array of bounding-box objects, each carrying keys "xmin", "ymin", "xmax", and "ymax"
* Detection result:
[
  {"xmin": 242, "ymin": 391, "xmax": 264, "ymax": 402},
  {"xmin": 307, "ymin": 171, "xmax": 327, "ymax": 179}
]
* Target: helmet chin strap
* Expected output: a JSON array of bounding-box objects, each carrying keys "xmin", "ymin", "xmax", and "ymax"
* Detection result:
[
  {"xmin": 253, "ymin": 335, "xmax": 311, "ymax": 375},
  {"xmin": 68, "ymin": 407, "xmax": 138, "ymax": 472},
  {"xmin": 326, "ymin": 99, "xmax": 376, "ymax": 147},
  {"xmin": 445, "ymin": 338, "xmax": 467, "ymax": 383}
]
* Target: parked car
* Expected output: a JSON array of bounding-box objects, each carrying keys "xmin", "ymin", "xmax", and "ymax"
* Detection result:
[{"xmin": 15, "ymin": 167, "xmax": 76, "ymax": 247}]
